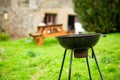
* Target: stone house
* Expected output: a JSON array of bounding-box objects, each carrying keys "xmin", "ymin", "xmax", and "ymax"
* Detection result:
[{"xmin": 0, "ymin": 0, "xmax": 77, "ymax": 38}]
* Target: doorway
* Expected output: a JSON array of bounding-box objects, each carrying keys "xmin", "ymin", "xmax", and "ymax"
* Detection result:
[{"xmin": 68, "ymin": 15, "xmax": 75, "ymax": 31}]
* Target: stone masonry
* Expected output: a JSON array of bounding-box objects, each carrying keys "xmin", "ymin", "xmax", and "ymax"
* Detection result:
[{"xmin": 0, "ymin": 0, "xmax": 76, "ymax": 38}]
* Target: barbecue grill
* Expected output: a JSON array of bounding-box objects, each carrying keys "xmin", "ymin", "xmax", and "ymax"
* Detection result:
[{"xmin": 56, "ymin": 33, "xmax": 104, "ymax": 80}]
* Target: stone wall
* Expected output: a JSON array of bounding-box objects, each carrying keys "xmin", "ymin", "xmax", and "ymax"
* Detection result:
[
  {"xmin": 0, "ymin": 0, "xmax": 41, "ymax": 38},
  {"xmin": 0, "ymin": 0, "xmax": 75, "ymax": 39},
  {"xmin": 2, "ymin": 9, "xmax": 38, "ymax": 38}
]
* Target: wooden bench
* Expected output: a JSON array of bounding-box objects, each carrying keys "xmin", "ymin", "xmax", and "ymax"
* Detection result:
[{"xmin": 30, "ymin": 24, "xmax": 71, "ymax": 46}]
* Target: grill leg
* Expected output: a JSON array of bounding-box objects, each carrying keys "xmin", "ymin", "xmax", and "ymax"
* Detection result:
[
  {"xmin": 91, "ymin": 47, "xmax": 104, "ymax": 80},
  {"xmin": 86, "ymin": 57, "xmax": 92, "ymax": 80},
  {"xmin": 58, "ymin": 49, "xmax": 67, "ymax": 80},
  {"xmin": 68, "ymin": 50, "xmax": 73, "ymax": 80}
]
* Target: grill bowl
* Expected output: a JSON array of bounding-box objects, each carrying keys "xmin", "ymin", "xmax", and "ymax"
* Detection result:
[{"xmin": 56, "ymin": 33, "xmax": 101, "ymax": 49}]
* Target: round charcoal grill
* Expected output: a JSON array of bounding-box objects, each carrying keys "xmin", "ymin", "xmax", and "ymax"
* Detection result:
[
  {"xmin": 56, "ymin": 33, "xmax": 100, "ymax": 49},
  {"xmin": 56, "ymin": 33, "xmax": 104, "ymax": 80}
]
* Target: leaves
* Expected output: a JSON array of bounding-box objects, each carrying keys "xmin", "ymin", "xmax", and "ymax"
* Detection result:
[{"xmin": 73, "ymin": 0, "xmax": 120, "ymax": 33}]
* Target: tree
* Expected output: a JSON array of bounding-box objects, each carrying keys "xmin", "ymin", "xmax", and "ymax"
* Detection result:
[{"xmin": 72, "ymin": 0, "xmax": 120, "ymax": 33}]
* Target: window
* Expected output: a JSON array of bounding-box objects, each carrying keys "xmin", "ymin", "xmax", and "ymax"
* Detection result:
[{"xmin": 44, "ymin": 13, "xmax": 57, "ymax": 25}]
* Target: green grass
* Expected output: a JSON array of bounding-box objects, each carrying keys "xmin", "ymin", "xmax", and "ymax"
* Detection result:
[{"xmin": 0, "ymin": 33, "xmax": 120, "ymax": 80}]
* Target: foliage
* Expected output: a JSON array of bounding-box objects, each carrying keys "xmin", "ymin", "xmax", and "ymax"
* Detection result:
[
  {"xmin": 73, "ymin": 0, "xmax": 120, "ymax": 33},
  {"xmin": 0, "ymin": 33, "xmax": 120, "ymax": 80},
  {"xmin": 0, "ymin": 33, "xmax": 10, "ymax": 41}
]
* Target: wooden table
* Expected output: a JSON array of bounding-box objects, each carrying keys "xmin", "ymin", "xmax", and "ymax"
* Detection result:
[{"xmin": 30, "ymin": 24, "xmax": 71, "ymax": 46}]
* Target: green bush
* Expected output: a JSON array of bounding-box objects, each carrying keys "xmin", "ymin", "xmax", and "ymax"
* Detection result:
[
  {"xmin": 0, "ymin": 33, "xmax": 10, "ymax": 41},
  {"xmin": 73, "ymin": 0, "xmax": 120, "ymax": 33}
]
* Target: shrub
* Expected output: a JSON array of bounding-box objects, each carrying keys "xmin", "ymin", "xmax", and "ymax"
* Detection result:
[
  {"xmin": 0, "ymin": 33, "xmax": 10, "ymax": 41},
  {"xmin": 73, "ymin": 0, "xmax": 120, "ymax": 33}
]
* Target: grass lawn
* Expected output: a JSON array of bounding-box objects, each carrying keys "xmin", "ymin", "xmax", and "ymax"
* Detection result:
[{"xmin": 0, "ymin": 33, "xmax": 120, "ymax": 80}]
